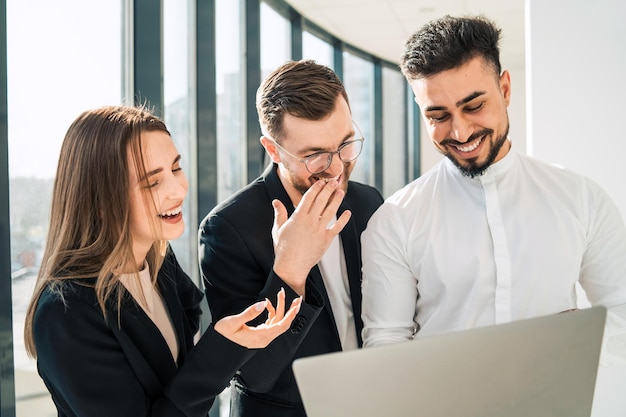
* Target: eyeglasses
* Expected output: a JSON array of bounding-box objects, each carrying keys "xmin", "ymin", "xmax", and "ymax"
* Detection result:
[{"xmin": 269, "ymin": 122, "xmax": 365, "ymax": 174}]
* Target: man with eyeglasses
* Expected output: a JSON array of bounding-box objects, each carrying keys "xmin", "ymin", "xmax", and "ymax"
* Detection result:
[{"xmin": 199, "ymin": 59, "xmax": 383, "ymax": 417}]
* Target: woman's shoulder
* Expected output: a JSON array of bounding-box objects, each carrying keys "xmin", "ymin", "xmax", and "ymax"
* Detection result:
[
  {"xmin": 37, "ymin": 279, "xmax": 99, "ymax": 317},
  {"xmin": 33, "ymin": 279, "xmax": 107, "ymax": 347}
]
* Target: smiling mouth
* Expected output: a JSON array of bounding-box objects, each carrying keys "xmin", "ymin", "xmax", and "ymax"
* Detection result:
[
  {"xmin": 158, "ymin": 206, "xmax": 182, "ymax": 219},
  {"xmin": 452, "ymin": 136, "xmax": 483, "ymax": 153},
  {"xmin": 313, "ymin": 174, "xmax": 341, "ymax": 183}
]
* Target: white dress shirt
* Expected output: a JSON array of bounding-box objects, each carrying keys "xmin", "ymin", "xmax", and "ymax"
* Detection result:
[
  {"xmin": 318, "ymin": 219, "xmax": 358, "ymax": 351},
  {"xmin": 361, "ymin": 149, "xmax": 626, "ymax": 348}
]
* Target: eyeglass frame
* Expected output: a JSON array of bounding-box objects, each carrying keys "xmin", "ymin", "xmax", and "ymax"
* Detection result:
[{"xmin": 267, "ymin": 121, "xmax": 365, "ymax": 175}]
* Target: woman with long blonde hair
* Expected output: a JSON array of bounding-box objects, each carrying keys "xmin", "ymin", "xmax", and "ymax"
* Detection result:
[{"xmin": 24, "ymin": 105, "xmax": 301, "ymax": 416}]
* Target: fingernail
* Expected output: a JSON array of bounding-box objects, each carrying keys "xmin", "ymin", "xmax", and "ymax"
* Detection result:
[
  {"xmin": 280, "ymin": 287, "xmax": 285, "ymax": 293},
  {"xmin": 254, "ymin": 300, "xmax": 267, "ymax": 311}
]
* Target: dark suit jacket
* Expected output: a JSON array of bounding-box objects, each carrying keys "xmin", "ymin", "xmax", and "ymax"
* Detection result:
[
  {"xmin": 198, "ymin": 163, "xmax": 384, "ymax": 417},
  {"xmin": 34, "ymin": 248, "xmax": 254, "ymax": 417}
]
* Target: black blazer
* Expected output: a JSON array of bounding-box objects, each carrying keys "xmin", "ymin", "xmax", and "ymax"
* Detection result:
[
  {"xmin": 198, "ymin": 164, "xmax": 383, "ymax": 417},
  {"xmin": 33, "ymin": 249, "xmax": 254, "ymax": 417}
]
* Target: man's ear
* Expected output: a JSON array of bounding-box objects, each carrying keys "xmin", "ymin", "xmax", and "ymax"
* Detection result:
[
  {"xmin": 499, "ymin": 70, "xmax": 511, "ymax": 106},
  {"xmin": 260, "ymin": 136, "xmax": 281, "ymax": 163}
]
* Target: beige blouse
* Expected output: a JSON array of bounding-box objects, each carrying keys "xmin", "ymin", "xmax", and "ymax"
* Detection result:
[{"xmin": 118, "ymin": 263, "xmax": 179, "ymax": 362}]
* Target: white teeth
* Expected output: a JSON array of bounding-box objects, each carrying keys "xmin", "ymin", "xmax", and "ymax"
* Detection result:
[
  {"xmin": 323, "ymin": 175, "xmax": 340, "ymax": 183},
  {"xmin": 159, "ymin": 206, "xmax": 182, "ymax": 217},
  {"xmin": 455, "ymin": 138, "xmax": 482, "ymax": 153}
]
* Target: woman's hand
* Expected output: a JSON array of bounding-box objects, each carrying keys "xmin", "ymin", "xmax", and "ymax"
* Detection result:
[{"xmin": 214, "ymin": 288, "xmax": 302, "ymax": 349}]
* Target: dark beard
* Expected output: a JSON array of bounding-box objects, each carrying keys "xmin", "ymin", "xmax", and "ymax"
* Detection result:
[{"xmin": 445, "ymin": 125, "xmax": 510, "ymax": 178}]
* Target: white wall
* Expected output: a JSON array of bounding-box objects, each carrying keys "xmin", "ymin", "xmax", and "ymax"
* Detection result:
[
  {"xmin": 527, "ymin": 2, "xmax": 626, "ymax": 416},
  {"xmin": 526, "ymin": 0, "xmax": 626, "ymax": 222}
]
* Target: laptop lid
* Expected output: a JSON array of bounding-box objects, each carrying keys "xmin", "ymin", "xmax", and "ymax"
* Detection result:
[{"xmin": 293, "ymin": 306, "xmax": 606, "ymax": 417}]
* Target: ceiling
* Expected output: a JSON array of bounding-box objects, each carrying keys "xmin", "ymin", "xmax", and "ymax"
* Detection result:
[{"xmin": 283, "ymin": 0, "xmax": 526, "ymax": 71}]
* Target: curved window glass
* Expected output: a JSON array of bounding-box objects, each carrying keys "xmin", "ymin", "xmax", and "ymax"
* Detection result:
[
  {"xmin": 216, "ymin": 0, "xmax": 245, "ymax": 203},
  {"xmin": 261, "ymin": 2, "xmax": 291, "ymax": 79},
  {"xmin": 342, "ymin": 50, "xmax": 375, "ymax": 186},
  {"xmin": 7, "ymin": 1, "xmax": 122, "ymax": 415},
  {"xmin": 303, "ymin": 30, "xmax": 333, "ymax": 68},
  {"xmin": 164, "ymin": 0, "xmax": 196, "ymax": 277},
  {"xmin": 382, "ymin": 66, "xmax": 407, "ymax": 197}
]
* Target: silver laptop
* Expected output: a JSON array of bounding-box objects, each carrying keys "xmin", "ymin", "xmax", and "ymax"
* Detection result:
[{"xmin": 293, "ymin": 306, "xmax": 606, "ymax": 417}]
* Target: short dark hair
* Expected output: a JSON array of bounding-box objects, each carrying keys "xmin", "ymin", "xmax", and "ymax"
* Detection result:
[
  {"xmin": 256, "ymin": 59, "xmax": 349, "ymax": 141},
  {"xmin": 400, "ymin": 15, "xmax": 502, "ymax": 80}
]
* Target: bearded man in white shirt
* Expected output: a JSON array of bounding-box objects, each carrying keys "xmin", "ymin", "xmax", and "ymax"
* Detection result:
[{"xmin": 361, "ymin": 15, "xmax": 626, "ymax": 348}]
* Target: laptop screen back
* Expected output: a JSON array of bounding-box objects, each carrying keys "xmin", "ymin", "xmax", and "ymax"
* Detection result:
[{"xmin": 293, "ymin": 306, "xmax": 606, "ymax": 417}]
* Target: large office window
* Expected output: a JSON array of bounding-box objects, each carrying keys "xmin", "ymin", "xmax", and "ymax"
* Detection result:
[
  {"xmin": 302, "ymin": 30, "xmax": 333, "ymax": 68},
  {"xmin": 342, "ymin": 50, "xmax": 375, "ymax": 186},
  {"xmin": 216, "ymin": 0, "xmax": 245, "ymax": 203},
  {"xmin": 382, "ymin": 66, "xmax": 408, "ymax": 197},
  {"xmin": 163, "ymin": 0, "xmax": 196, "ymax": 277},
  {"xmin": 7, "ymin": 1, "xmax": 122, "ymax": 415},
  {"xmin": 260, "ymin": 1, "xmax": 291, "ymax": 79},
  {"xmin": 257, "ymin": 2, "xmax": 291, "ymax": 174}
]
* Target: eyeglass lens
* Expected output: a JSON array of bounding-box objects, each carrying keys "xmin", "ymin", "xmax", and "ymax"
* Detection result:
[{"xmin": 306, "ymin": 140, "xmax": 363, "ymax": 174}]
